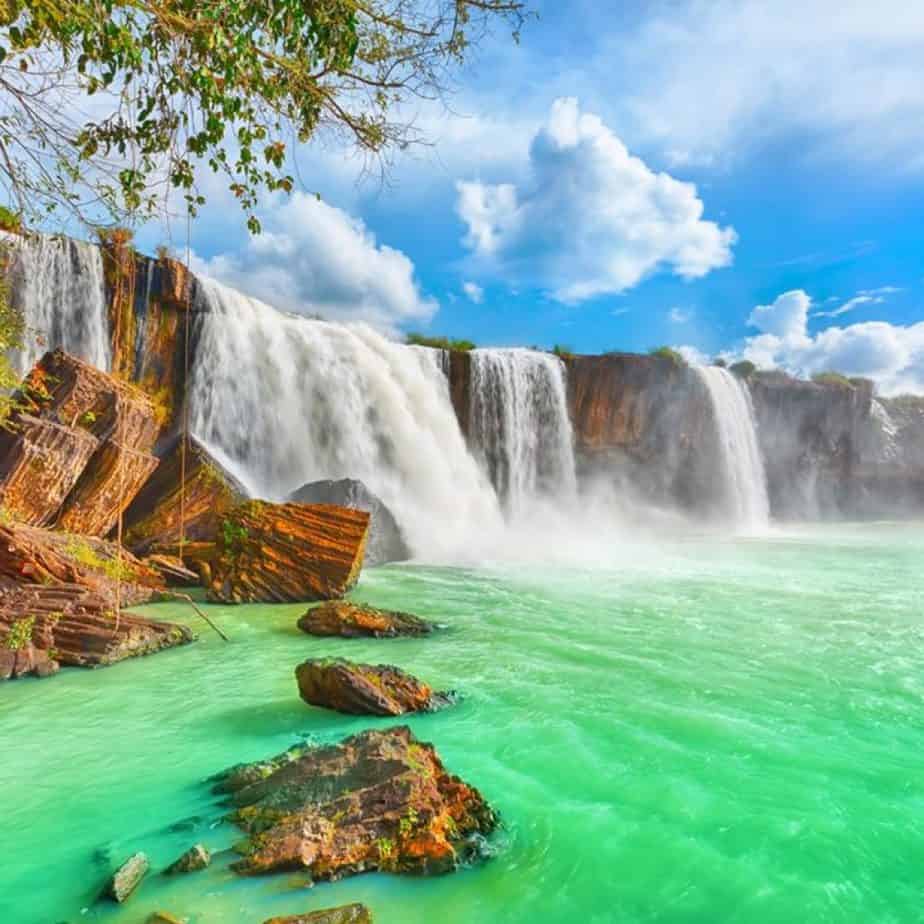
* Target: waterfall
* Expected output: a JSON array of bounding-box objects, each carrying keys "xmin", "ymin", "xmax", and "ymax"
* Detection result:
[
  {"xmin": 188, "ymin": 276, "xmax": 503, "ymax": 559},
  {"xmin": 468, "ymin": 349, "xmax": 577, "ymax": 514},
  {"xmin": 5, "ymin": 234, "xmax": 110, "ymax": 374},
  {"xmin": 694, "ymin": 366, "xmax": 770, "ymax": 530}
]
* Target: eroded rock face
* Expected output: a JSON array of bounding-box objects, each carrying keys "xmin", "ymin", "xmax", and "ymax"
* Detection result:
[
  {"xmin": 123, "ymin": 434, "xmax": 249, "ymax": 555},
  {"xmin": 297, "ymin": 601, "xmax": 434, "ymax": 639},
  {"xmin": 287, "ymin": 479, "xmax": 410, "ymax": 567},
  {"xmin": 0, "ymin": 642, "xmax": 59, "ymax": 680},
  {"xmin": 187, "ymin": 501, "xmax": 369, "ymax": 604},
  {"xmin": 264, "ymin": 904, "xmax": 373, "ymax": 924},
  {"xmin": 0, "ymin": 583, "xmax": 194, "ymax": 672},
  {"xmin": 295, "ymin": 658, "xmax": 450, "ymax": 716},
  {"xmin": 0, "ymin": 522, "xmax": 163, "ymax": 604},
  {"xmin": 216, "ymin": 726, "xmax": 497, "ymax": 879},
  {"xmin": 0, "ymin": 415, "xmax": 99, "ymax": 526}
]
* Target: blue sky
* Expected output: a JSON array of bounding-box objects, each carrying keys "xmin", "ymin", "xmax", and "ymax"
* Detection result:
[{"xmin": 137, "ymin": 0, "xmax": 924, "ymax": 394}]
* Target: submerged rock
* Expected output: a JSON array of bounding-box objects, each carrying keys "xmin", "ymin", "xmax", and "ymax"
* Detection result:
[
  {"xmin": 185, "ymin": 500, "xmax": 370, "ymax": 604},
  {"xmin": 163, "ymin": 843, "xmax": 210, "ymax": 875},
  {"xmin": 104, "ymin": 851, "xmax": 149, "ymax": 902},
  {"xmin": 264, "ymin": 905, "xmax": 373, "ymax": 924},
  {"xmin": 297, "ymin": 601, "xmax": 434, "ymax": 639},
  {"xmin": 295, "ymin": 658, "xmax": 450, "ymax": 716},
  {"xmin": 215, "ymin": 725, "xmax": 496, "ymax": 878},
  {"xmin": 287, "ymin": 479, "xmax": 410, "ymax": 567},
  {"xmin": 147, "ymin": 914, "xmax": 184, "ymax": 924}
]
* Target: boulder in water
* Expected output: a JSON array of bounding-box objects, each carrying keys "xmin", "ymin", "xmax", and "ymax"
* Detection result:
[
  {"xmin": 215, "ymin": 725, "xmax": 496, "ymax": 878},
  {"xmin": 297, "ymin": 601, "xmax": 434, "ymax": 638},
  {"xmin": 104, "ymin": 851, "xmax": 149, "ymax": 902},
  {"xmin": 163, "ymin": 843, "xmax": 210, "ymax": 875},
  {"xmin": 186, "ymin": 500, "xmax": 369, "ymax": 604},
  {"xmin": 295, "ymin": 658, "xmax": 450, "ymax": 716},
  {"xmin": 264, "ymin": 905, "xmax": 373, "ymax": 924},
  {"xmin": 287, "ymin": 479, "xmax": 409, "ymax": 567}
]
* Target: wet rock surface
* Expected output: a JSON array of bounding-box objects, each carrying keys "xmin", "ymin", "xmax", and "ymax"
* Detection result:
[
  {"xmin": 104, "ymin": 851, "xmax": 149, "ymax": 902},
  {"xmin": 215, "ymin": 726, "xmax": 496, "ymax": 879},
  {"xmin": 287, "ymin": 479, "xmax": 409, "ymax": 567},
  {"xmin": 297, "ymin": 601, "xmax": 434, "ymax": 639},
  {"xmin": 295, "ymin": 658, "xmax": 450, "ymax": 716},
  {"xmin": 264, "ymin": 904, "xmax": 373, "ymax": 924},
  {"xmin": 163, "ymin": 843, "xmax": 210, "ymax": 875}
]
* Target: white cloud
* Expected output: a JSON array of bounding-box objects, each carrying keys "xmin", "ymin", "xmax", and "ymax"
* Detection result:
[
  {"xmin": 669, "ymin": 307, "xmax": 693, "ymax": 324},
  {"xmin": 613, "ymin": 0, "xmax": 924, "ymax": 169},
  {"xmin": 737, "ymin": 289, "xmax": 924, "ymax": 395},
  {"xmin": 813, "ymin": 287, "xmax": 900, "ymax": 319},
  {"xmin": 190, "ymin": 192, "xmax": 436, "ymax": 332},
  {"xmin": 462, "ymin": 281, "xmax": 484, "ymax": 304},
  {"xmin": 455, "ymin": 98, "xmax": 736, "ymax": 304},
  {"xmin": 676, "ymin": 344, "xmax": 709, "ymax": 365}
]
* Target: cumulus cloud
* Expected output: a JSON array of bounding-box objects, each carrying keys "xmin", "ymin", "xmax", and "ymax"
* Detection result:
[
  {"xmin": 737, "ymin": 289, "xmax": 924, "ymax": 395},
  {"xmin": 455, "ymin": 98, "xmax": 736, "ymax": 304},
  {"xmin": 191, "ymin": 192, "xmax": 436, "ymax": 331},
  {"xmin": 462, "ymin": 281, "xmax": 484, "ymax": 304}
]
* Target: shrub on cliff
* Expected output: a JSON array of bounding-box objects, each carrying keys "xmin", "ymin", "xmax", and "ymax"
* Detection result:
[
  {"xmin": 649, "ymin": 346, "xmax": 686, "ymax": 368},
  {"xmin": 406, "ymin": 333, "xmax": 476, "ymax": 351},
  {"xmin": 729, "ymin": 360, "xmax": 757, "ymax": 379},
  {"xmin": 812, "ymin": 371, "xmax": 855, "ymax": 389}
]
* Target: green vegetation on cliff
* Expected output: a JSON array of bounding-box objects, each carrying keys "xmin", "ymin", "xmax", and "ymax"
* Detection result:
[{"xmin": 406, "ymin": 333, "xmax": 476, "ymax": 351}]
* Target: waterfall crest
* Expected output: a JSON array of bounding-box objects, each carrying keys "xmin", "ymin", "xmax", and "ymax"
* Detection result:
[
  {"xmin": 469, "ymin": 349, "xmax": 577, "ymax": 514},
  {"xmin": 189, "ymin": 277, "xmax": 503, "ymax": 559},
  {"xmin": 6, "ymin": 234, "xmax": 110, "ymax": 374},
  {"xmin": 694, "ymin": 366, "xmax": 770, "ymax": 530}
]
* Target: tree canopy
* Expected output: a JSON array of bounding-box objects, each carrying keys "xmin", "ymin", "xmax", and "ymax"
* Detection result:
[{"xmin": 0, "ymin": 0, "xmax": 525, "ymax": 232}]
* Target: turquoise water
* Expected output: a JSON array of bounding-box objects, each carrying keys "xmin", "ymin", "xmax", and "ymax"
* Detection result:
[{"xmin": 2, "ymin": 524, "xmax": 924, "ymax": 924}]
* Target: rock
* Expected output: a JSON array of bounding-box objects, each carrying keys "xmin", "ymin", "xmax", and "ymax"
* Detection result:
[
  {"xmin": 263, "ymin": 905, "xmax": 373, "ymax": 924},
  {"xmin": 216, "ymin": 725, "xmax": 496, "ymax": 878},
  {"xmin": 297, "ymin": 601, "xmax": 434, "ymax": 639},
  {"xmin": 0, "ymin": 414, "xmax": 99, "ymax": 525},
  {"xmin": 0, "ymin": 521, "xmax": 163, "ymax": 604},
  {"xmin": 287, "ymin": 479, "xmax": 409, "ymax": 567},
  {"xmin": 147, "ymin": 914, "xmax": 184, "ymax": 924},
  {"xmin": 123, "ymin": 434, "xmax": 249, "ymax": 556},
  {"xmin": 142, "ymin": 553, "xmax": 200, "ymax": 586},
  {"xmin": 295, "ymin": 658, "xmax": 450, "ymax": 716},
  {"xmin": 0, "ymin": 583, "xmax": 194, "ymax": 672},
  {"xmin": 163, "ymin": 843, "xmax": 210, "ymax": 875},
  {"xmin": 104, "ymin": 851, "xmax": 149, "ymax": 902},
  {"xmin": 0, "ymin": 643, "xmax": 59, "ymax": 680},
  {"xmin": 185, "ymin": 500, "xmax": 369, "ymax": 604}
]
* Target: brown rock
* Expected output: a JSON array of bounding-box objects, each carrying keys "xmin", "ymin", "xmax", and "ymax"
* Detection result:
[
  {"xmin": 147, "ymin": 914, "xmax": 185, "ymax": 924},
  {"xmin": 0, "ymin": 643, "xmax": 59, "ymax": 680},
  {"xmin": 263, "ymin": 904, "xmax": 373, "ymax": 924},
  {"xmin": 163, "ymin": 843, "xmax": 210, "ymax": 875},
  {"xmin": 0, "ymin": 583, "xmax": 194, "ymax": 671},
  {"xmin": 0, "ymin": 414, "xmax": 99, "ymax": 525},
  {"xmin": 295, "ymin": 658, "xmax": 450, "ymax": 716},
  {"xmin": 297, "ymin": 601, "xmax": 434, "ymax": 639},
  {"xmin": 123, "ymin": 434, "xmax": 248, "ymax": 555},
  {"xmin": 142, "ymin": 553, "xmax": 200, "ymax": 586},
  {"xmin": 186, "ymin": 500, "xmax": 369, "ymax": 604},
  {"xmin": 217, "ymin": 725, "xmax": 496, "ymax": 879},
  {"xmin": 0, "ymin": 521, "xmax": 163, "ymax": 604},
  {"xmin": 56, "ymin": 439, "xmax": 158, "ymax": 536},
  {"xmin": 104, "ymin": 851, "xmax": 149, "ymax": 902}
]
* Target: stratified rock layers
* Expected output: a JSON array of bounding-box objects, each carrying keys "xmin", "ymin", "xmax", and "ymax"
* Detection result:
[
  {"xmin": 192, "ymin": 501, "xmax": 369, "ymax": 604},
  {"xmin": 297, "ymin": 601, "xmax": 434, "ymax": 639}
]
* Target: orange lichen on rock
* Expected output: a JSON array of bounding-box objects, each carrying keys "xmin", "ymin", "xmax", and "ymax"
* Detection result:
[{"xmin": 214, "ymin": 726, "xmax": 496, "ymax": 879}]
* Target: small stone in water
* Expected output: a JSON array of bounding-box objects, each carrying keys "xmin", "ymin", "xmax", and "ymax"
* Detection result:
[{"xmin": 104, "ymin": 851, "xmax": 149, "ymax": 902}]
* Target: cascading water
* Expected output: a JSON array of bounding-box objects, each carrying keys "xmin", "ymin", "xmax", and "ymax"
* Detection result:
[
  {"xmin": 468, "ymin": 349, "xmax": 577, "ymax": 515},
  {"xmin": 694, "ymin": 365, "xmax": 770, "ymax": 530},
  {"xmin": 188, "ymin": 276, "xmax": 503, "ymax": 559},
  {"xmin": 5, "ymin": 233, "xmax": 110, "ymax": 374}
]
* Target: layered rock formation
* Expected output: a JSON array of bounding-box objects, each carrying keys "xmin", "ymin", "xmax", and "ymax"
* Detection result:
[
  {"xmin": 0, "ymin": 583, "xmax": 193, "ymax": 674},
  {"xmin": 216, "ymin": 726, "xmax": 497, "ymax": 878},
  {"xmin": 295, "ymin": 658, "xmax": 449, "ymax": 716},
  {"xmin": 287, "ymin": 479, "xmax": 409, "ymax": 567},
  {"xmin": 297, "ymin": 601, "xmax": 434, "ymax": 639},
  {"xmin": 187, "ymin": 501, "xmax": 369, "ymax": 603},
  {"xmin": 123, "ymin": 434, "xmax": 249, "ymax": 554},
  {"xmin": 264, "ymin": 906, "xmax": 372, "ymax": 924},
  {"xmin": 0, "ymin": 522, "xmax": 162, "ymax": 604}
]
